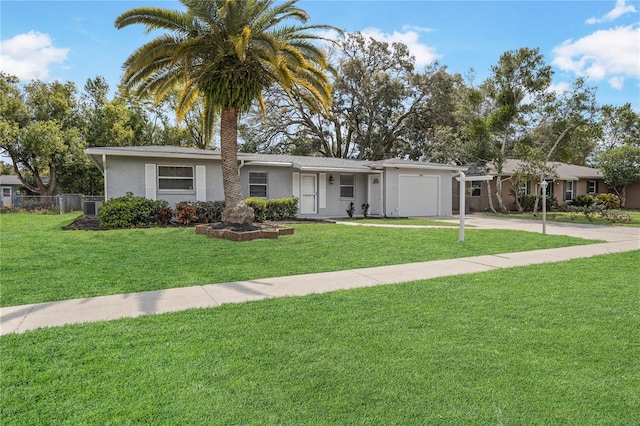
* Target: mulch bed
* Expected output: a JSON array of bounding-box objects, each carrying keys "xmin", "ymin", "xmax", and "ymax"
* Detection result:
[
  {"xmin": 61, "ymin": 217, "xmax": 298, "ymax": 241},
  {"xmin": 61, "ymin": 216, "xmax": 106, "ymax": 230}
]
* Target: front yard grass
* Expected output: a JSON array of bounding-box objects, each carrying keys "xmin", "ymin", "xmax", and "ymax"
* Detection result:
[
  {"xmin": 1, "ymin": 250, "xmax": 638, "ymax": 424},
  {"xmin": 1, "ymin": 213, "xmax": 599, "ymax": 306}
]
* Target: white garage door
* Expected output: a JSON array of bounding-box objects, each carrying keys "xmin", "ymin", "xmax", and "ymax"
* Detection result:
[{"xmin": 399, "ymin": 175, "xmax": 439, "ymax": 216}]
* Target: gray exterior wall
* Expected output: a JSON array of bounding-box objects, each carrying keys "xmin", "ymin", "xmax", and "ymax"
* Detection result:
[
  {"xmin": 321, "ymin": 172, "xmax": 369, "ymax": 217},
  {"xmin": 101, "ymin": 154, "xmax": 457, "ymax": 217},
  {"xmin": 240, "ymin": 165, "xmax": 292, "ymax": 200},
  {"xmin": 240, "ymin": 166, "xmax": 372, "ymax": 217},
  {"xmin": 105, "ymin": 156, "xmax": 224, "ymax": 206}
]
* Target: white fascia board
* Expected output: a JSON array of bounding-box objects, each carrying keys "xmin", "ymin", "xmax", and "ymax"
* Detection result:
[
  {"xmin": 297, "ymin": 166, "xmax": 370, "ymax": 173},
  {"xmin": 377, "ymin": 163, "xmax": 466, "ymax": 172},
  {"xmin": 244, "ymin": 161, "xmax": 293, "ymax": 167},
  {"xmin": 84, "ymin": 148, "xmax": 223, "ymax": 161},
  {"xmin": 456, "ymin": 175, "xmax": 493, "ymax": 182}
]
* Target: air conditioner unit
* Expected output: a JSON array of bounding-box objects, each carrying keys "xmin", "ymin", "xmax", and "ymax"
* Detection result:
[{"xmin": 83, "ymin": 200, "xmax": 102, "ymax": 217}]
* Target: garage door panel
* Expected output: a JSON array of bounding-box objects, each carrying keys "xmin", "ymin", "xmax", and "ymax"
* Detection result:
[{"xmin": 399, "ymin": 175, "xmax": 439, "ymax": 216}]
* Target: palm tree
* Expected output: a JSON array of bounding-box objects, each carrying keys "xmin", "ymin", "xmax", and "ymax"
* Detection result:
[{"xmin": 115, "ymin": 0, "xmax": 334, "ymax": 223}]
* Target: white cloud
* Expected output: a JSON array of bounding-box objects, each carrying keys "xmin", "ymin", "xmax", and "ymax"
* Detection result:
[
  {"xmin": 608, "ymin": 75, "xmax": 625, "ymax": 90},
  {"xmin": 586, "ymin": 0, "xmax": 637, "ymax": 24},
  {"xmin": 401, "ymin": 25, "xmax": 435, "ymax": 34},
  {"xmin": 0, "ymin": 31, "xmax": 69, "ymax": 80},
  {"xmin": 552, "ymin": 25, "xmax": 640, "ymax": 90},
  {"xmin": 548, "ymin": 81, "xmax": 571, "ymax": 95},
  {"xmin": 360, "ymin": 27, "xmax": 441, "ymax": 68},
  {"xmin": 314, "ymin": 27, "xmax": 440, "ymax": 69}
]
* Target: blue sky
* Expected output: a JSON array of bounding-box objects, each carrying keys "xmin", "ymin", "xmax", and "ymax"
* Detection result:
[{"xmin": 1, "ymin": 0, "xmax": 639, "ymax": 110}]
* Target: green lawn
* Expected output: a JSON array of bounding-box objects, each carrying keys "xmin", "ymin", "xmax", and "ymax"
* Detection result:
[
  {"xmin": 1, "ymin": 250, "xmax": 638, "ymax": 424},
  {"xmin": 1, "ymin": 213, "xmax": 598, "ymax": 306},
  {"xmin": 485, "ymin": 209, "xmax": 640, "ymax": 227}
]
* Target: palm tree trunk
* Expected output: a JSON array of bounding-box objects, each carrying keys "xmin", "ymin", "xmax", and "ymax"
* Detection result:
[{"xmin": 220, "ymin": 106, "xmax": 254, "ymax": 224}]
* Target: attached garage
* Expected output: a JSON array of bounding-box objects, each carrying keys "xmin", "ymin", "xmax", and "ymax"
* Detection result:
[{"xmin": 398, "ymin": 174, "xmax": 440, "ymax": 216}]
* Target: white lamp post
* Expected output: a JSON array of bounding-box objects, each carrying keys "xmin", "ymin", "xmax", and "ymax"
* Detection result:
[{"xmin": 540, "ymin": 180, "xmax": 548, "ymax": 235}]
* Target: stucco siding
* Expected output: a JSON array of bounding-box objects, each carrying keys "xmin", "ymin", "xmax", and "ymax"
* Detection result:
[
  {"xmin": 322, "ymin": 173, "xmax": 369, "ymax": 217},
  {"xmin": 105, "ymin": 156, "xmax": 147, "ymax": 200},
  {"xmin": 240, "ymin": 165, "xmax": 292, "ymax": 200},
  {"xmin": 106, "ymin": 156, "xmax": 224, "ymax": 206}
]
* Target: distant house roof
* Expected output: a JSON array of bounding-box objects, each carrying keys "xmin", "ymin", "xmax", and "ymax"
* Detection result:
[
  {"xmin": 488, "ymin": 159, "xmax": 604, "ymax": 181},
  {"xmin": 0, "ymin": 175, "xmax": 22, "ymax": 186},
  {"xmin": 85, "ymin": 146, "xmax": 466, "ymax": 174}
]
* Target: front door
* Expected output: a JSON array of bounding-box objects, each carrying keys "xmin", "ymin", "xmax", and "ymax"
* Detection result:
[
  {"xmin": 1, "ymin": 187, "xmax": 11, "ymax": 207},
  {"xmin": 300, "ymin": 174, "xmax": 317, "ymax": 214},
  {"xmin": 368, "ymin": 174, "xmax": 382, "ymax": 216}
]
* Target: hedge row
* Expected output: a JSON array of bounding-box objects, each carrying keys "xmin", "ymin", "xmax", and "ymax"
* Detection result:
[{"xmin": 99, "ymin": 194, "xmax": 297, "ymax": 228}]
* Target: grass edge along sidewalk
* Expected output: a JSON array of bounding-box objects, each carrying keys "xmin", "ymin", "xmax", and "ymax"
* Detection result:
[
  {"xmin": 2, "ymin": 238, "xmax": 637, "ymax": 335},
  {"xmin": 0, "ymin": 213, "xmax": 603, "ymax": 307},
  {"xmin": 1, "ymin": 250, "xmax": 638, "ymax": 424}
]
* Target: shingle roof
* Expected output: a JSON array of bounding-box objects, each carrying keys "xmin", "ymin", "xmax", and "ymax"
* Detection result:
[
  {"xmin": 488, "ymin": 159, "xmax": 603, "ymax": 180},
  {"xmin": 85, "ymin": 146, "xmax": 464, "ymax": 172},
  {"xmin": 0, "ymin": 175, "xmax": 22, "ymax": 186}
]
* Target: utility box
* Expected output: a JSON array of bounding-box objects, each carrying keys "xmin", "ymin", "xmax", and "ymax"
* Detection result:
[{"xmin": 83, "ymin": 200, "xmax": 102, "ymax": 217}]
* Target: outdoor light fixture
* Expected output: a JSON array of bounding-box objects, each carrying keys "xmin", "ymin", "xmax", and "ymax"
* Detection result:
[{"xmin": 329, "ymin": 175, "xmax": 334, "ymax": 184}]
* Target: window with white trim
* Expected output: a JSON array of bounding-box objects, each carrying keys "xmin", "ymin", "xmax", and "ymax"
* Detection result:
[
  {"xmin": 158, "ymin": 166, "xmax": 194, "ymax": 190},
  {"xmin": 587, "ymin": 180, "xmax": 597, "ymax": 194},
  {"xmin": 249, "ymin": 172, "xmax": 268, "ymax": 198},
  {"xmin": 340, "ymin": 174, "xmax": 355, "ymax": 198},
  {"xmin": 564, "ymin": 181, "xmax": 574, "ymax": 201},
  {"xmin": 518, "ymin": 181, "xmax": 529, "ymax": 196},
  {"xmin": 470, "ymin": 181, "xmax": 482, "ymax": 197}
]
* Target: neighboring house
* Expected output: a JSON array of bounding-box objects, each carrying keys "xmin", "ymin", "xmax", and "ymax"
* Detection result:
[
  {"xmin": 620, "ymin": 182, "xmax": 640, "ymax": 209},
  {"xmin": 453, "ymin": 160, "xmax": 609, "ymax": 212},
  {"xmin": 0, "ymin": 175, "xmax": 23, "ymax": 207},
  {"xmin": 85, "ymin": 146, "xmax": 466, "ymax": 218}
]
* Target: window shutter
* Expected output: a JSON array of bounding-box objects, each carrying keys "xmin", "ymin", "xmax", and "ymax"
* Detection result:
[
  {"xmin": 196, "ymin": 165, "xmax": 206, "ymax": 201},
  {"xmin": 319, "ymin": 173, "xmax": 326, "ymax": 209},
  {"xmin": 292, "ymin": 172, "xmax": 300, "ymax": 198},
  {"xmin": 145, "ymin": 164, "xmax": 156, "ymax": 200}
]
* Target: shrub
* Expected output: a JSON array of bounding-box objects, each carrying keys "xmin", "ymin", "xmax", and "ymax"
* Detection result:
[
  {"xmin": 157, "ymin": 207, "xmax": 173, "ymax": 225},
  {"xmin": 193, "ymin": 201, "xmax": 225, "ymax": 223},
  {"xmin": 566, "ymin": 204, "xmax": 603, "ymax": 221},
  {"xmin": 245, "ymin": 198, "xmax": 267, "ymax": 222},
  {"xmin": 175, "ymin": 202, "xmax": 198, "ymax": 225},
  {"xmin": 595, "ymin": 193, "xmax": 621, "ymax": 210},
  {"xmin": 346, "ymin": 202, "xmax": 355, "ymax": 217},
  {"xmin": 362, "ymin": 203, "xmax": 370, "ymax": 218},
  {"xmin": 266, "ymin": 198, "xmax": 298, "ymax": 220},
  {"xmin": 600, "ymin": 209, "xmax": 631, "ymax": 223},
  {"xmin": 99, "ymin": 193, "xmax": 167, "ymax": 228},
  {"xmin": 521, "ymin": 194, "xmax": 556, "ymax": 212},
  {"xmin": 570, "ymin": 194, "xmax": 595, "ymax": 207}
]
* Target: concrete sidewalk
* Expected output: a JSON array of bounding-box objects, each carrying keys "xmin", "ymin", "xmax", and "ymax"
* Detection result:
[{"xmin": 2, "ymin": 217, "xmax": 638, "ymax": 335}]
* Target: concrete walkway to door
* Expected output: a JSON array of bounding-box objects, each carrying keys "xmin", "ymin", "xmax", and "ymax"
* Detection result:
[{"xmin": 1, "ymin": 216, "xmax": 638, "ymax": 335}]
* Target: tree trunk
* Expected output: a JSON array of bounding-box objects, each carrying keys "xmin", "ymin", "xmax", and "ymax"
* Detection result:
[
  {"xmin": 220, "ymin": 106, "xmax": 254, "ymax": 224},
  {"xmin": 486, "ymin": 180, "xmax": 496, "ymax": 213},
  {"xmin": 495, "ymin": 177, "xmax": 509, "ymax": 213}
]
